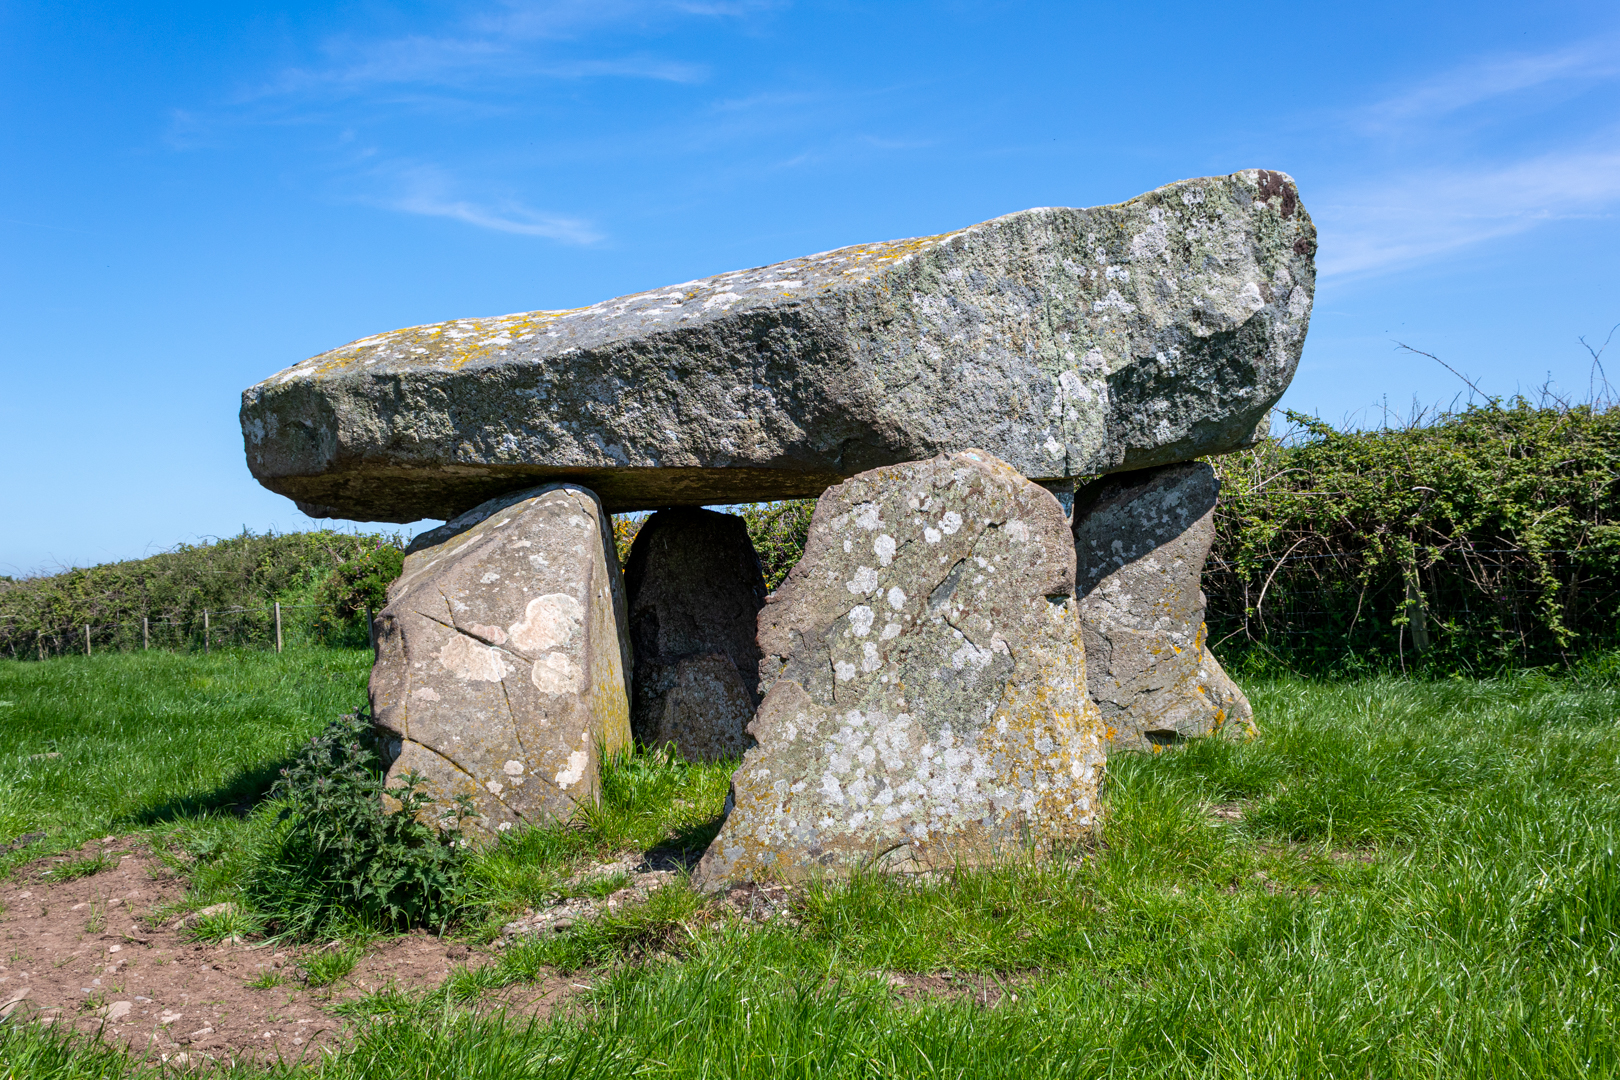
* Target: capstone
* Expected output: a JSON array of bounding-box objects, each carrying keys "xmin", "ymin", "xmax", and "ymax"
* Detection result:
[
  {"xmin": 1072, "ymin": 462, "xmax": 1254, "ymax": 750},
  {"xmin": 242, "ymin": 170, "xmax": 1315, "ymax": 522},
  {"xmin": 693, "ymin": 450, "xmax": 1105, "ymax": 890},
  {"xmin": 370, "ymin": 483, "xmax": 632, "ymax": 835}
]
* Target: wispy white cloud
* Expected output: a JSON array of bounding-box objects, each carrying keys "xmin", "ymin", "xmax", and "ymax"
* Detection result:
[
  {"xmin": 1317, "ymin": 138, "xmax": 1620, "ymax": 277},
  {"xmin": 1355, "ymin": 39, "xmax": 1620, "ymax": 133},
  {"xmin": 1313, "ymin": 36, "xmax": 1620, "ymax": 278},
  {"xmin": 258, "ymin": 0, "xmax": 771, "ymax": 95},
  {"xmin": 382, "ymin": 165, "xmax": 603, "ymax": 243}
]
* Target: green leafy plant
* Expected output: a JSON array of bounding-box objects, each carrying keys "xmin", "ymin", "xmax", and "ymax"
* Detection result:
[
  {"xmin": 740, "ymin": 501, "xmax": 816, "ymax": 590},
  {"xmin": 1207, "ymin": 399, "xmax": 1619, "ymax": 672},
  {"xmin": 246, "ymin": 968, "xmax": 286, "ymax": 989},
  {"xmin": 313, "ymin": 543, "xmax": 406, "ymax": 645},
  {"xmin": 243, "ymin": 711, "xmax": 470, "ymax": 939}
]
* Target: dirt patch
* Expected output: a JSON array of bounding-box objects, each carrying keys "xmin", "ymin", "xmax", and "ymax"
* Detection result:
[
  {"xmin": 885, "ymin": 971, "xmax": 1030, "ymax": 1009},
  {"xmin": 0, "ymin": 837, "xmax": 573, "ymax": 1067}
]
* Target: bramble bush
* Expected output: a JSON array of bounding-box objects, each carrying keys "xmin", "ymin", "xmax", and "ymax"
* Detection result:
[{"xmin": 1207, "ymin": 399, "xmax": 1619, "ymax": 672}]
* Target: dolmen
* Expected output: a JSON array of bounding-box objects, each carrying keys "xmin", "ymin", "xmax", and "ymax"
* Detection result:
[{"xmin": 242, "ymin": 169, "xmax": 1315, "ymax": 867}]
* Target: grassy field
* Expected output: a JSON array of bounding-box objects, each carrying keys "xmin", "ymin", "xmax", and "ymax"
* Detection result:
[{"xmin": 3, "ymin": 650, "xmax": 1620, "ymax": 1077}]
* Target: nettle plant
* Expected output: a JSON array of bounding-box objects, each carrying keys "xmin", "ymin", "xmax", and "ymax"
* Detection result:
[{"xmin": 247, "ymin": 711, "xmax": 471, "ymax": 938}]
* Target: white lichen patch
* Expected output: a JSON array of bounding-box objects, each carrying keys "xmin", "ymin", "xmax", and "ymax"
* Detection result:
[
  {"xmin": 436, "ymin": 635, "xmax": 513, "ymax": 683},
  {"xmin": 507, "ymin": 593, "xmax": 582, "ymax": 654},
  {"xmin": 554, "ymin": 750, "xmax": 589, "ymax": 790}
]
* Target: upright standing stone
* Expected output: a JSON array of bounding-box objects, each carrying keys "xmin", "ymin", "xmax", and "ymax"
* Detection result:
[
  {"xmin": 624, "ymin": 508, "xmax": 768, "ymax": 762},
  {"xmin": 694, "ymin": 451, "xmax": 1105, "ymax": 890},
  {"xmin": 1072, "ymin": 462, "xmax": 1254, "ymax": 751},
  {"xmin": 370, "ymin": 483, "xmax": 632, "ymax": 836}
]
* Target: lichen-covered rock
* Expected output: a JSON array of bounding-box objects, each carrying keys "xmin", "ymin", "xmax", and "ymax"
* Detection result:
[
  {"xmin": 693, "ymin": 450, "xmax": 1106, "ymax": 890},
  {"xmin": 649, "ymin": 652, "xmax": 756, "ymax": 762},
  {"xmin": 242, "ymin": 170, "xmax": 1315, "ymax": 522},
  {"xmin": 370, "ymin": 483, "xmax": 632, "ymax": 836},
  {"xmin": 623, "ymin": 508, "xmax": 767, "ymax": 760},
  {"xmin": 1072, "ymin": 462, "xmax": 1254, "ymax": 751}
]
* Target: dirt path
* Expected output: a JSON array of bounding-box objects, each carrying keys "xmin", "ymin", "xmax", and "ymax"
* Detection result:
[{"xmin": 0, "ymin": 837, "xmax": 570, "ymax": 1067}]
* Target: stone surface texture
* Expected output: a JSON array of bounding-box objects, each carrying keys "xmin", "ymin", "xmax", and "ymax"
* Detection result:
[
  {"xmin": 370, "ymin": 483, "xmax": 632, "ymax": 835},
  {"xmin": 648, "ymin": 652, "xmax": 757, "ymax": 763},
  {"xmin": 242, "ymin": 170, "xmax": 1315, "ymax": 522},
  {"xmin": 693, "ymin": 450, "xmax": 1106, "ymax": 890},
  {"xmin": 623, "ymin": 508, "xmax": 768, "ymax": 761},
  {"xmin": 1072, "ymin": 462, "xmax": 1254, "ymax": 751}
]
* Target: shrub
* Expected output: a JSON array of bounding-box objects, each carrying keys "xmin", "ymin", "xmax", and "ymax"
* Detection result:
[
  {"xmin": 0, "ymin": 529, "xmax": 405, "ymax": 658},
  {"xmin": 244, "ymin": 712, "xmax": 469, "ymax": 938},
  {"xmin": 314, "ymin": 543, "xmax": 406, "ymax": 645},
  {"xmin": 1207, "ymin": 400, "xmax": 1620, "ymax": 671},
  {"xmin": 739, "ymin": 500, "xmax": 815, "ymax": 590}
]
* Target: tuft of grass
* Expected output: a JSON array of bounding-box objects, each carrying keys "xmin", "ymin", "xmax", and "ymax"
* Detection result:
[
  {"xmin": 245, "ymin": 968, "xmax": 285, "ymax": 990},
  {"xmin": 301, "ymin": 942, "xmax": 365, "ymax": 988},
  {"xmin": 189, "ymin": 904, "xmax": 259, "ymax": 943},
  {"xmin": 44, "ymin": 852, "xmax": 114, "ymax": 882}
]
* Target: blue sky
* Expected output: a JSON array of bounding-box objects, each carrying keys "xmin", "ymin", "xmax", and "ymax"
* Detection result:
[{"xmin": 3, "ymin": 0, "xmax": 1618, "ymax": 575}]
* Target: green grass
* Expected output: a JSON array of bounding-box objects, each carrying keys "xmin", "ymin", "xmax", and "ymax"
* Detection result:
[
  {"xmin": 4, "ymin": 651, "xmax": 1620, "ymax": 1076},
  {"xmin": 41, "ymin": 851, "xmax": 115, "ymax": 882},
  {"xmin": 0, "ymin": 647, "xmax": 370, "ymax": 880}
]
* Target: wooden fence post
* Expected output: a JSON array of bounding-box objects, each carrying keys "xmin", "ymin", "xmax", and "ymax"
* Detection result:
[
  {"xmin": 203, "ymin": 610, "xmax": 210, "ymax": 655},
  {"xmin": 85, "ymin": 625, "xmax": 91, "ymax": 657},
  {"xmin": 274, "ymin": 602, "xmax": 283, "ymax": 654},
  {"xmin": 1403, "ymin": 567, "xmax": 1431, "ymax": 653},
  {"xmin": 143, "ymin": 616, "xmax": 149, "ymax": 651}
]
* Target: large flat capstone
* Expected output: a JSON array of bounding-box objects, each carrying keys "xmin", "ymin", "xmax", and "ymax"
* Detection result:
[
  {"xmin": 693, "ymin": 450, "xmax": 1106, "ymax": 890},
  {"xmin": 370, "ymin": 483, "xmax": 632, "ymax": 835},
  {"xmin": 1073, "ymin": 462, "xmax": 1254, "ymax": 751},
  {"xmin": 242, "ymin": 170, "xmax": 1315, "ymax": 522}
]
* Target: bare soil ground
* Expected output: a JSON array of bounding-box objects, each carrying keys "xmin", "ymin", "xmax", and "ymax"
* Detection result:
[{"xmin": 0, "ymin": 837, "xmax": 574, "ymax": 1068}]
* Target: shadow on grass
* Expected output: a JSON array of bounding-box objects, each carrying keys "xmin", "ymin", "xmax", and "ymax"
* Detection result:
[
  {"xmin": 121, "ymin": 754, "xmax": 298, "ymax": 826},
  {"xmin": 642, "ymin": 814, "xmax": 726, "ymax": 872}
]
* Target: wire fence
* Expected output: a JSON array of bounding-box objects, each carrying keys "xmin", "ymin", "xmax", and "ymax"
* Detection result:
[{"xmin": 0, "ymin": 602, "xmax": 376, "ymax": 661}]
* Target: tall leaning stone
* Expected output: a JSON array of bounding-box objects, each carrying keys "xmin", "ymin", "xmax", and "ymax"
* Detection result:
[
  {"xmin": 1072, "ymin": 462, "xmax": 1254, "ymax": 751},
  {"xmin": 242, "ymin": 170, "xmax": 1315, "ymax": 523},
  {"xmin": 623, "ymin": 508, "xmax": 768, "ymax": 762},
  {"xmin": 693, "ymin": 451, "xmax": 1105, "ymax": 890},
  {"xmin": 370, "ymin": 483, "xmax": 632, "ymax": 836}
]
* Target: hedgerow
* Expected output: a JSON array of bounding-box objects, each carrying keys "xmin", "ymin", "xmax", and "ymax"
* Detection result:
[
  {"xmin": 0, "ymin": 529, "xmax": 403, "ymax": 657},
  {"xmin": 1207, "ymin": 400, "xmax": 1619, "ymax": 672}
]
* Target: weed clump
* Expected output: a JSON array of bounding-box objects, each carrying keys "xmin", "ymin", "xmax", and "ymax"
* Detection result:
[{"xmin": 244, "ymin": 711, "xmax": 468, "ymax": 939}]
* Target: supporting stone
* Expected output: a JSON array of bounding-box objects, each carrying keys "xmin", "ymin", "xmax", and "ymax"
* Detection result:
[
  {"xmin": 693, "ymin": 450, "xmax": 1105, "ymax": 891},
  {"xmin": 623, "ymin": 507, "xmax": 768, "ymax": 762},
  {"xmin": 1072, "ymin": 462, "xmax": 1255, "ymax": 752},
  {"xmin": 369, "ymin": 483, "xmax": 632, "ymax": 837}
]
